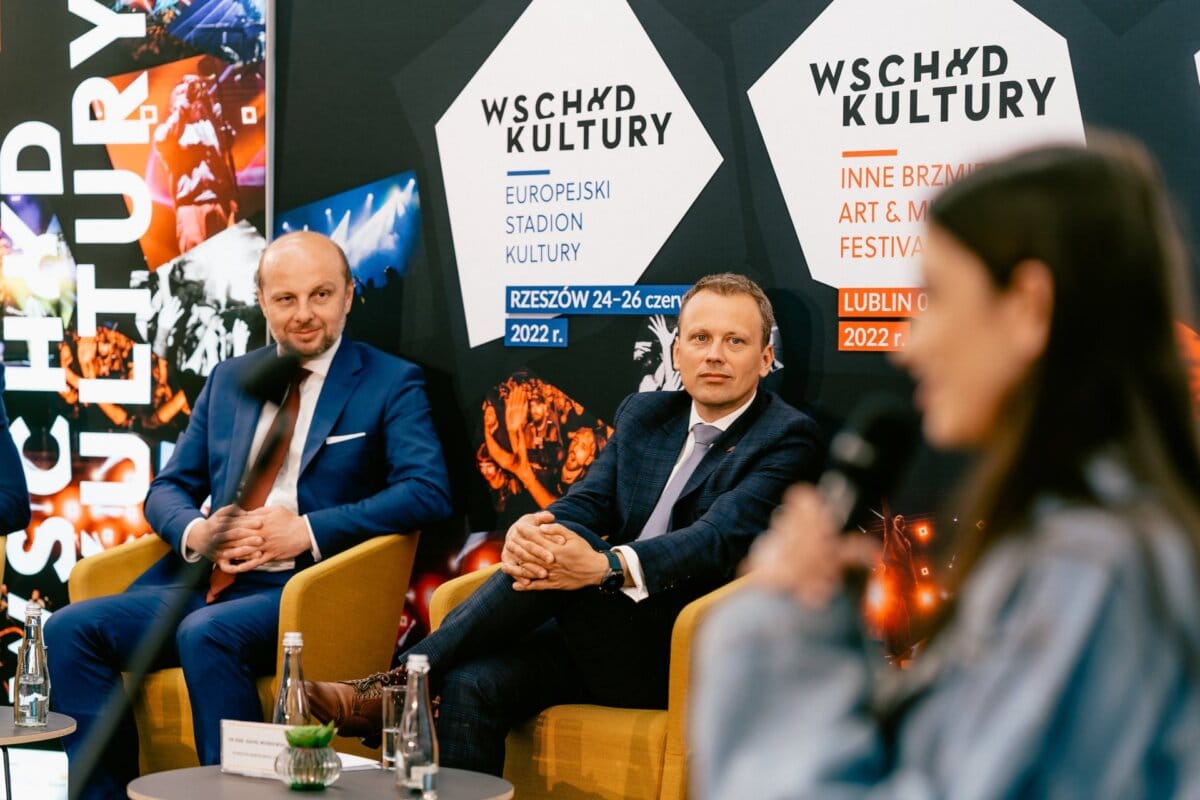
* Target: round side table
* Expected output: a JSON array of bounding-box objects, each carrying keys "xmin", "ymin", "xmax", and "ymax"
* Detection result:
[
  {"xmin": 0, "ymin": 707, "xmax": 76, "ymax": 800},
  {"xmin": 128, "ymin": 764, "xmax": 513, "ymax": 799}
]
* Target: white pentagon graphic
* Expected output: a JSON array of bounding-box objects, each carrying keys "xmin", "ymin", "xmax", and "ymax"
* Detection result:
[
  {"xmin": 436, "ymin": 0, "xmax": 722, "ymax": 347},
  {"xmin": 748, "ymin": 0, "xmax": 1084, "ymax": 289}
]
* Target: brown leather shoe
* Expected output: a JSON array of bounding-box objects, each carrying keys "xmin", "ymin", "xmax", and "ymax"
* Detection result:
[{"xmin": 304, "ymin": 667, "xmax": 407, "ymax": 746}]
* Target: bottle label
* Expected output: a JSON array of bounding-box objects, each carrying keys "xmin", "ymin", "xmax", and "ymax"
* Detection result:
[
  {"xmin": 404, "ymin": 763, "xmax": 438, "ymax": 790},
  {"xmin": 15, "ymin": 673, "xmax": 49, "ymax": 726}
]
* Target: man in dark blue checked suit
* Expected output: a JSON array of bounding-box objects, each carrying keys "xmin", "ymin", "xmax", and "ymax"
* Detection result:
[{"xmin": 307, "ymin": 273, "xmax": 823, "ymax": 775}]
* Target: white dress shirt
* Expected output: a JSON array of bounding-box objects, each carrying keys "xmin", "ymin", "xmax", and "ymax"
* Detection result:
[
  {"xmin": 180, "ymin": 338, "xmax": 341, "ymax": 568},
  {"xmin": 612, "ymin": 391, "xmax": 756, "ymax": 602}
]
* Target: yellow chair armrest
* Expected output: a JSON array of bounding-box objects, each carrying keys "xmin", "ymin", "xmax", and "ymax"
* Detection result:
[
  {"xmin": 660, "ymin": 576, "xmax": 751, "ymax": 800},
  {"xmin": 68, "ymin": 535, "xmax": 171, "ymax": 603},
  {"xmin": 429, "ymin": 564, "xmax": 499, "ymax": 631},
  {"xmin": 274, "ymin": 533, "xmax": 419, "ymax": 686}
]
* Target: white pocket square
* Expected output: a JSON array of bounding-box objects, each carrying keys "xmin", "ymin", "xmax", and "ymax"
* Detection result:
[{"xmin": 324, "ymin": 432, "xmax": 366, "ymax": 445}]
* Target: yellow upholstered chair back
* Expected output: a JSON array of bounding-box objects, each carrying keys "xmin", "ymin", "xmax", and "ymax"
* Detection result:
[{"xmin": 67, "ymin": 531, "xmax": 419, "ymax": 772}]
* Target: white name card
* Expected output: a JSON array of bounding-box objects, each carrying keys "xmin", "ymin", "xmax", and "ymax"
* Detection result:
[{"xmin": 220, "ymin": 719, "xmax": 290, "ymax": 779}]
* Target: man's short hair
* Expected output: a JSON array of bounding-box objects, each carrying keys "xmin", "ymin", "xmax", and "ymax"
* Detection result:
[
  {"xmin": 678, "ymin": 273, "xmax": 775, "ymax": 348},
  {"xmin": 254, "ymin": 234, "xmax": 353, "ymax": 291}
]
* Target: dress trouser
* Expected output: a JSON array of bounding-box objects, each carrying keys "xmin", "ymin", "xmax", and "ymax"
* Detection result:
[
  {"xmin": 45, "ymin": 577, "xmax": 283, "ymax": 800},
  {"xmin": 404, "ymin": 568, "xmax": 679, "ymax": 776}
]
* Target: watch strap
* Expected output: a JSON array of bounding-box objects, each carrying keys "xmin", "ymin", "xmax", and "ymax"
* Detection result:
[{"xmin": 600, "ymin": 550, "xmax": 624, "ymax": 592}]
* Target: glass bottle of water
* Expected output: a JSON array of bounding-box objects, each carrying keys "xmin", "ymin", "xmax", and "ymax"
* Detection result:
[
  {"xmin": 396, "ymin": 654, "xmax": 438, "ymax": 794},
  {"xmin": 272, "ymin": 631, "xmax": 311, "ymax": 726},
  {"xmin": 14, "ymin": 606, "xmax": 50, "ymax": 727}
]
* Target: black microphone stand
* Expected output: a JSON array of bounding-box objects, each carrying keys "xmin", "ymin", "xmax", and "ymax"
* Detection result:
[{"xmin": 68, "ymin": 355, "xmax": 300, "ymax": 799}]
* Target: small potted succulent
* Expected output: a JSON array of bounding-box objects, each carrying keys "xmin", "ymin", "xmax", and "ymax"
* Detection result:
[{"xmin": 274, "ymin": 720, "xmax": 343, "ymax": 790}]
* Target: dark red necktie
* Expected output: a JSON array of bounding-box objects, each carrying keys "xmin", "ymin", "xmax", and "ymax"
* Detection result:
[{"xmin": 207, "ymin": 368, "xmax": 309, "ymax": 603}]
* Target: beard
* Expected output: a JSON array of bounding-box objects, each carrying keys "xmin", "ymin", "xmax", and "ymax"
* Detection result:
[{"xmin": 278, "ymin": 325, "xmax": 339, "ymax": 359}]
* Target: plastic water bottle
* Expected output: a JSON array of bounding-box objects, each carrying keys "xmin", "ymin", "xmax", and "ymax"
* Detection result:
[
  {"xmin": 272, "ymin": 631, "xmax": 311, "ymax": 725},
  {"xmin": 395, "ymin": 654, "xmax": 438, "ymax": 794},
  {"xmin": 14, "ymin": 606, "xmax": 50, "ymax": 727}
]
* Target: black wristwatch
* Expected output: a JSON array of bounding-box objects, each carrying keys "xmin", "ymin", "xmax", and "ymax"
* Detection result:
[{"xmin": 599, "ymin": 550, "xmax": 625, "ymax": 592}]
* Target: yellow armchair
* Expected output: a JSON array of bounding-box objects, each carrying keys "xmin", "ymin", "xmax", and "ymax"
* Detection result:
[
  {"xmin": 429, "ymin": 564, "xmax": 747, "ymax": 800},
  {"xmin": 67, "ymin": 531, "xmax": 419, "ymax": 773}
]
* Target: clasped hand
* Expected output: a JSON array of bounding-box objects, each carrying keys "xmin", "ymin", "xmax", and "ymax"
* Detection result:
[
  {"xmin": 191, "ymin": 504, "xmax": 311, "ymax": 574},
  {"xmin": 499, "ymin": 511, "xmax": 609, "ymax": 591}
]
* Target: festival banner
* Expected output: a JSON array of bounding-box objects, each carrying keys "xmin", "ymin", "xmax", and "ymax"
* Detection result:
[
  {"xmin": 435, "ymin": 0, "xmax": 722, "ymax": 348},
  {"xmin": 0, "ymin": 0, "xmax": 268, "ymax": 699},
  {"xmin": 747, "ymin": 0, "xmax": 1085, "ymax": 351},
  {"xmin": 5, "ymin": 0, "xmax": 1200, "ymax": 691}
]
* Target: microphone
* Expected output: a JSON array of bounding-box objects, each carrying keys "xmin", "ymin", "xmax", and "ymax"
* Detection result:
[
  {"xmin": 235, "ymin": 353, "xmax": 301, "ymax": 508},
  {"xmin": 818, "ymin": 396, "xmax": 921, "ymax": 532},
  {"xmin": 242, "ymin": 351, "xmax": 300, "ymax": 405},
  {"xmin": 69, "ymin": 352, "xmax": 301, "ymax": 799}
]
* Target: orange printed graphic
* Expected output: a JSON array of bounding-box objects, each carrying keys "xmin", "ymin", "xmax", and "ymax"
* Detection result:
[
  {"xmin": 838, "ymin": 321, "xmax": 910, "ymax": 352},
  {"xmin": 838, "ymin": 288, "xmax": 926, "ymax": 318},
  {"xmin": 839, "ymin": 234, "xmax": 924, "ymax": 260},
  {"xmin": 842, "ymin": 148, "xmax": 898, "ymax": 158}
]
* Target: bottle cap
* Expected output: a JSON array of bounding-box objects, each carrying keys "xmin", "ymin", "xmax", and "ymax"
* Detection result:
[
  {"xmin": 282, "ymin": 631, "xmax": 303, "ymax": 648},
  {"xmin": 406, "ymin": 653, "xmax": 430, "ymax": 670}
]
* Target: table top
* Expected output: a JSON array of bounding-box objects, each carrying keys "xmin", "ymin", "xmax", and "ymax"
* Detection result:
[
  {"xmin": 127, "ymin": 765, "xmax": 513, "ymax": 800},
  {"xmin": 0, "ymin": 707, "xmax": 76, "ymax": 746}
]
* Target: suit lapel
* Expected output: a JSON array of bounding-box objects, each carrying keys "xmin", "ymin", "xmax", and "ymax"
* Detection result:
[
  {"xmin": 299, "ymin": 341, "xmax": 363, "ymax": 475},
  {"xmin": 676, "ymin": 391, "xmax": 767, "ymax": 501},
  {"xmin": 624, "ymin": 401, "xmax": 690, "ymax": 538}
]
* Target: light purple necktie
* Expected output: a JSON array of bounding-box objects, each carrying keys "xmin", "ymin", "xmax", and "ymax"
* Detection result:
[{"xmin": 638, "ymin": 423, "xmax": 723, "ymax": 541}]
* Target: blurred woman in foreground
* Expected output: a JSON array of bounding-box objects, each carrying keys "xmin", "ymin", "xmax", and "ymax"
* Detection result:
[{"xmin": 692, "ymin": 138, "xmax": 1200, "ymax": 799}]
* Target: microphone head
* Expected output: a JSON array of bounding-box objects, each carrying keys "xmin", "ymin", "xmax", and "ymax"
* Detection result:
[
  {"xmin": 240, "ymin": 352, "xmax": 301, "ymax": 405},
  {"xmin": 822, "ymin": 395, "xmax": 921, "ymax": 529}
]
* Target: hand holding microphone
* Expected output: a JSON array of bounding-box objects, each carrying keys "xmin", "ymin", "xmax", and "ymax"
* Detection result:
[
  {"xmin": 748, "ymin": 485, "xmax": 882, "ymax": 608},
  {"xmin": 746, "ymin": 396, "xmax": 919, "ymax": 608}
]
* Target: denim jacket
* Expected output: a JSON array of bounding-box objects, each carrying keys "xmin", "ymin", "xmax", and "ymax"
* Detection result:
[{"xmin": 692, "ymin": 467, "xmax": 1200, "ymax": 799}]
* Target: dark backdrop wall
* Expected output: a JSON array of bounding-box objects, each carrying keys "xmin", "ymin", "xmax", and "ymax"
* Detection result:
[
  {"xmin": 3, "ymin": 0, "xmax": 1200, "ymax": 690},
  {"xmin": 272, "ymin": 0, "xmax": 1200, "ymax": 649}
]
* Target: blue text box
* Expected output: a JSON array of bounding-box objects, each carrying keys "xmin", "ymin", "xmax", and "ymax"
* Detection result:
[
  {"xmin": 504, "ymin": 317, "xmax": 569, "ymax": 348},
  {"xmin": 505, "ymin": 285, "xmax": 689, "ymax": 315}
]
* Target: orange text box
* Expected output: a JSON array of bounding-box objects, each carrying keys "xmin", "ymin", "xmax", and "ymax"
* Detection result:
[
  {"xmin": 838, "ymin": 321, "xmax": 911, "ymax": 352},
  {"xmin": 838, "ymin": 288, "xmax": 926, "ymax": 318}
]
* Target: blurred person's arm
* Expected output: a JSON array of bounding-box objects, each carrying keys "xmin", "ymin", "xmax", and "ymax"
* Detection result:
[{"xmin": 691, "ymin": 506, "xmax": 1165, "ymax": 799}]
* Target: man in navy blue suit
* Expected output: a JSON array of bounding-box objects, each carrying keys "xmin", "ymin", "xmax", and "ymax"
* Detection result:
[
  {"xmin": 307, "ymin": 273, "xmax": 823, "ymax": 775},
  {"xmin": 0, "ymin": 364, "xmax": 33, "ymax": 534},
  {"xmin": 46, "ymin": 232, "xmax": 452, "ymax": 800}
]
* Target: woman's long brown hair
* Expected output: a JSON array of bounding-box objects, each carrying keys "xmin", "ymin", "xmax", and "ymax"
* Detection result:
[{"xmin": 929, "ymin": 136, "xmax": 1200, "ymax": 596}]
